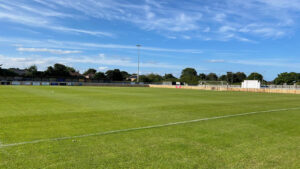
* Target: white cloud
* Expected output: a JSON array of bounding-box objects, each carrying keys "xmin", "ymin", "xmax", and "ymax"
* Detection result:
[
  {"xmin": 208, "ymin": 59, "xmax": 225, "ymax": 63},
  {"xmin": 182, "ymin": 35, "xmax": 191, "ymax": 40},
  {"xmin": 238, "ymin": 24, "xmax": 285, "ymax": 38},
  {"xmin": 47, "ymin": 0, "xmax": 202, "ymax": 32},
  {"xmin": 203, "ymin": 27, "xmax": 210, "ymax": 32},
  {"xmin": 98, "ymin": 66, "xmax": 108, "ymax": 71},
  {"xmin": 0, "ymin": 2, "xmax": 113, "ymax": 37},
  {"xmin": 0, "ymin": 12, "xmax": 47, "ymax": 26},
  {"xmin": 74, "ymin": 42, "xmax": 203, "ymax": 54},
  {"xmin": 0, "ymin": 55, "xmax": 53, "ymax": 69},
  {"xmin": 0, "ymin": 37, "xmax": 203, "ymax": 54},
  {"xmin": 165, "ymin": 35, "xmax": 177, "ymax": 39},
  {"xmin": 258, "ymin": 0, "xmax": 300, "ymax": 10},
  {"xmin": 219, "ymin": 26, "xmax": 236, "ymax": 33},
  {"xmin": 50, "ymin": 26, "xmax": 113, "ymax": 37},
  {"xmin": 0, "ymin": 4, "xmax": 13, "ymax": 10},
  {"xmin": 214, "ymin": 13, "xmax": 226, "ymax": 22},
  {"xmin": 48, "ymin": 0, "xmax": 299, "ymax": 40},
  {"xmin": 141, "ymin": 13, "xmax": 202, "ymax": 32},
  {"xmin": 0, "ymin": 53, "xmax": 181, "ymax": 70},
  {"xmin": 1, "ymin": 0, "xmax": 300, "ymax": 41},
  {"xmin": 17, "ymin": 47, "xmax": 81, "ymax": 54},
  {"xmin": 252, "ymin": 28, "xmax": 285, "ymax": 37},
  {"xmin": 229, "ymin": 59, "xmax": 300, "ymax": 68}
]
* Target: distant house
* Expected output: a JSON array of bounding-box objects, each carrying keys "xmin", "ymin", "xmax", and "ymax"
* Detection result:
[
  {"xmin": 127, "ymin": 75, "xmax": 137, "ymax": 82},
  {"xmin": 84, "ymin": 73, "xmax": 95, "ymax": 79},
  {"xmin": 69, "ymin": 71, "xmax": 82, "ymax": 77}
]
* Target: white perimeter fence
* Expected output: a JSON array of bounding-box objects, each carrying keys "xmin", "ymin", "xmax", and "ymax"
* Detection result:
[{"xmin": 1, "ymin": 81, "xmax": 300, "ymax": 90}]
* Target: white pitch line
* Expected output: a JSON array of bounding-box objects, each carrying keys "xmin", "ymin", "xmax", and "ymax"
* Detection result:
[{"xmin": 1, "ymin": 107, "xmax": 300, "ymax": 148}]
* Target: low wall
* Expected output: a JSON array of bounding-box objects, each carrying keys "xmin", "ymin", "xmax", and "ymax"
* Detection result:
[
  {"xmin": 83, "ymin": 83, "xmax": 149, "ymax": 87},
  {"xmin": 149, "ymin": 85, "xmax": 300, "ymax": 94},
  {"xmin": 0, "ymin": 81, "xmax": 150, "ymax": 87},
  {"xmin": 2, "ymin": 81, "xmax": 299, "ymax": 94}
]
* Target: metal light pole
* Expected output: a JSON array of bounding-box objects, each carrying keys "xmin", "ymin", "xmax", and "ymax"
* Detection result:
[{"xmin": 136, "ymin": 44, "xmax": 141, "ymax": 83}]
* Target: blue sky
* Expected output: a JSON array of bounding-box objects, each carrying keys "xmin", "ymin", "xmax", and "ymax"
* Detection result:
[{"xmin": 0, "ymin": 0, "xmax": 300, "ymax": 80}]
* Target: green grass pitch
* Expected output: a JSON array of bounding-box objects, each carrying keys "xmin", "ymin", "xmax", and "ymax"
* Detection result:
[{"xmin": 0, "ymin": 86, "xmax": 299, "ymax": 169}]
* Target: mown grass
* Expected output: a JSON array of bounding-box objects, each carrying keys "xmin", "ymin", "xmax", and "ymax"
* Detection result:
[{"xmin": 0, "ymin": 86, "xmax": 299, "ymax": 169}]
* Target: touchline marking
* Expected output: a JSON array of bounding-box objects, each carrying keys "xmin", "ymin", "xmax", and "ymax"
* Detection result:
[{"xmin": 1, "ymin": 107, "xmax": 299, "ymax": 148}]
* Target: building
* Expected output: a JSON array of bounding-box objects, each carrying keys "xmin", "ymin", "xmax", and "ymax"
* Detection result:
[
  {"xmin": 127, "ymin": 75, "xmax": 137, "ymax": 82},
  {"xmin": 241, "ymin": 80, "xmax": 261, "ymax": 89}
]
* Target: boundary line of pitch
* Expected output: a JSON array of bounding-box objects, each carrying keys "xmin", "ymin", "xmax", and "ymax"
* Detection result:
[{"xmin": 1, "ymin": 107, "xmax": 299, "ymax": 148}]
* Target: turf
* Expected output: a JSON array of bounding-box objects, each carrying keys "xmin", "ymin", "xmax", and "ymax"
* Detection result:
[{"xmin": 0, "ymin": 86, "xmax": 299, "ymax": 169}]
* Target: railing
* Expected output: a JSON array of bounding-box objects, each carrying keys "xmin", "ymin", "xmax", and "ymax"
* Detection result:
[
  {"xmin": 0, "ymin": 80, "xmax": 158, "ymax": 86},
  {"xmin": 0, "ymin": 78, "xmax": 299, "ymax": 89},
  {"xmin": 267, "ymin": 85, "xmax": 300, "ymax": 89},
  {"xmin": 196, "ymin": 84, "xmax": 300, "ymax": 89},
  {"xmin": 197, "ymin": 84, "xmax": 241, "ymax": 88}
]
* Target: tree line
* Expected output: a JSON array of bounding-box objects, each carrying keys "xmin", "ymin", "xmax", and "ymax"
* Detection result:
[
  {"xmin": 0, "ymin": 64, "xmax": 299, "ymax": 85},
  {"xmin": 0, "ymin": 64, "xmax": 131, "ymax": 81},
  {"xmin": 178, "ymin": 68, "xmax": 264, "ymax": 85}
]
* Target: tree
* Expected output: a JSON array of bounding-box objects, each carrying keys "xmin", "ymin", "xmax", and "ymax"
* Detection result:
[
  {"xmin": 0, "ymin": 68, "xmax": 18, "ymax": 77},
  {"xmin": 27, "ymin": 65, "xmax": 37, "ymax": 72},
  {"xmin": 26, "ymin": 65, "xmax": 38, "ymax": 77},
  {"xmin": 235, "ymin": 72, "xmax": 247, "ymax": 83},
  {"xmin": 198, "ymin": 73, "xmax": 206, "ymax": 81},
  {"xmin": 206, "ymin": 73, "xmax": 218, "ymax": 81},
  {"xmin": 105, "ymin": 69, "xmax": 123, "ymax": 81},
  {"xmin": 217, "ymin": 72, "xmax": 246, "ymax": 83},
  {"xmin": 94, "ymin": 72, "xmax": 106, "ymax": 80},
  {"xmin": 226, "ymin": 72, "xmax": 234, "ymax": 84},
  {"xmin": 54, "ymin": 63, "xmax": 71, "ymax": 77},
  {"xmin": 247, "ymin": 72, "xmax": 263, "ymax": 81},
  {"xmin": 44, "ymin": 63, "xmax": 72, "ymax": 78},
  {"xmin": 44, "ymin": 66, "xmax": 54, "ymax": 77},
  {"xmin": 180, "ymin": 68, "xmax": 199, "ymax": 85},
  {"xmin": 274, "ymin": 72, "xmax": 300, "ymax": 85},
  {"xmin": 163, "ymin": 73, "xmax": 176, "ymax": 81},
  {"xmin": 139, "ymin": 75, "xmax": 151, "ymax": 82},
  {"xmin": 67, "ymin": 67, "xmax": 76, "ymax": 73},
  {"xmin": 83, "ymin": 69, "xmax": 97, "ymax": 75},
  {"xmin": 147, "ymin": 74, "xmax": 163, "ymax": 82},
  {"xmin": 121, "ymin": 71, "xmax": 130, "ymax": 80},
  {"xmin": 219, "ymin": 75, "xmax": 227, "ymax": 81}
]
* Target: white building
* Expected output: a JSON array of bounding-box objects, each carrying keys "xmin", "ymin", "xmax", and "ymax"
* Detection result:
[{"xmin": 241, "ymin": 80, "xmax": 261, "ymax": 89}]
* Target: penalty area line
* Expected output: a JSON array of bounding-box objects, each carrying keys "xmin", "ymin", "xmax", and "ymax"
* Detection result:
[{"xmin": 1, "ymin": 107, "xmax": 300, "ymax": 148}]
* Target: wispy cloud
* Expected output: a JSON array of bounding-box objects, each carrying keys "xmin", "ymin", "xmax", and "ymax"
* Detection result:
[
  {"xmin": 40, "ymin": 0, "xmax": 300, "ymax": 41},
  {"xmin": 256, "ymin": 0, "xmax": 300, "ymax": 10},
  {"xmin": 17, "ymin": 47, "xmax": 81, "ymax": 54},
  {"xmin": 1, "ymin": 0, "xmax": 300, "ymax": 41},
  {"xmin": 205, "ymin": 58, "xmax": 300, "ymax": 68},
  {"xmin": 229, "ymin": 59, "xmax": 300, "ymax": 68},
  {"xmin": 98, "ymin": 66, "xmax": 108, "ymax": 71},
  {"xmin": 49, "ymin": 26, "xmax": 113, "ymax": 37},
  {"xmin": 208, "ymin": 59, "xmax": 225, "ymax": 63},
  {"xmin": 0, "ymin": 37, "xmax": 202, "ymax": 54},
  {"xmin": 0, "ymin": 53, "xmax": 181, "ymax": 70},
  {"xmin": 0, "ymin": 1, "xmax": 113, "ymax": 37},
  {"xmin": 77, "ymin": 43, "xmax": 202, "ymax": 53}
]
